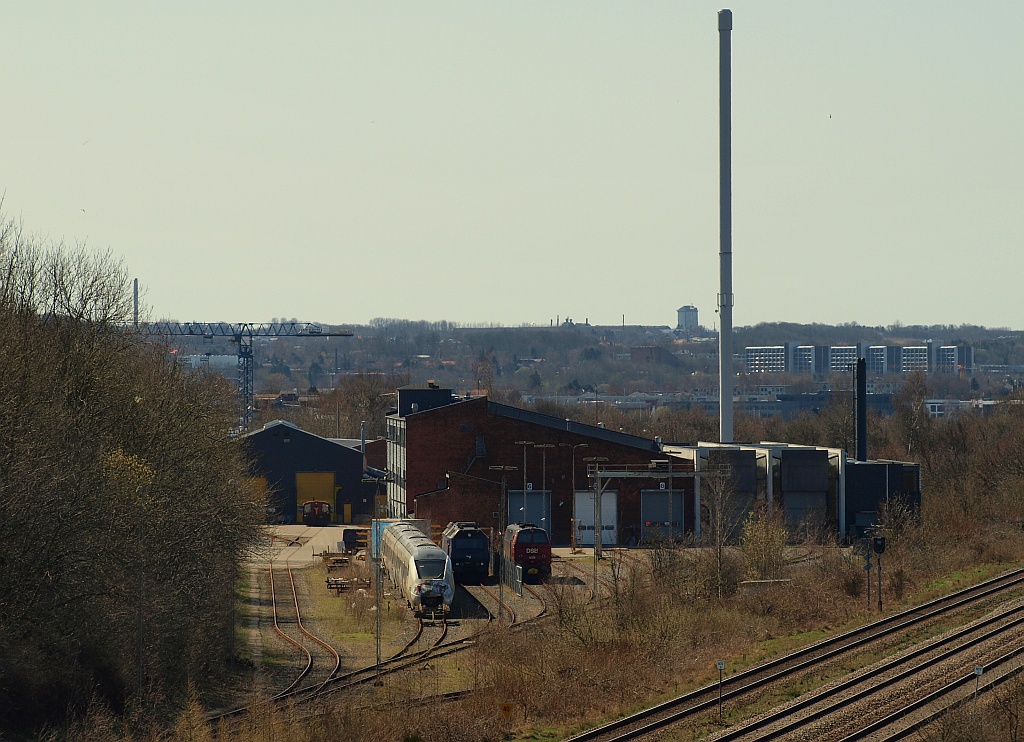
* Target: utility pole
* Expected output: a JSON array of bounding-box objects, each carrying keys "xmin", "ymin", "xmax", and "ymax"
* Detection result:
[
  {"xmin": 515, "ymin": 440, "xmax": 533, "ymax": 522},
  {"xmin": 873, "ymin": 535, "xmax": 886, "ymax": 612},
  {"xmin": 534, "ymin": 443, "xmax": 554, "ymax": 529},
  {"xmin": 137, "ymin": 499, "xmax": 145, "ymax": 695},
  {"xmin": 560, "ymin": 443, "xmax": 588, "ymax": 552},
  {"xmin": 489, "ymin": 465, "xmax": 517, "ymax": 623},
  {"xmin": 584, "ymin": 456, "xmax": 608, "ymax": 592}
]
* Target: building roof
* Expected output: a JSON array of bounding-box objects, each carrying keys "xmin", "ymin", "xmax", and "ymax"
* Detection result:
[
  {"xmin": 242, "ymin": 419, "xmax": 355, "ymax": 451},
  {"xmin": 486, "ymin": 400, "xmax": 661, "ymax": 452}
]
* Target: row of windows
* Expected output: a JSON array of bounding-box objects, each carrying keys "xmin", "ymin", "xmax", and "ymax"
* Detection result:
[
  {"xmin": 745, "ymin": 344, "xmax": 967, "ymax": 374},
  {"xmin": 386, "ymin": 418, "xmax": 407, "ymax": 446}
]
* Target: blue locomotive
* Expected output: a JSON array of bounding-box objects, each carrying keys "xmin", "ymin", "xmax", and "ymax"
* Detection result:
[{"xmin": 441, "ymin": 521, "xmax": 491, "ymax": 584}]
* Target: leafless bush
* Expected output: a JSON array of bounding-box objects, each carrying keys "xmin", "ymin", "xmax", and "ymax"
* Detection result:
[
  {"xmin": 0, "ymin": 215, "xmax": 264, "ymax": 734},
  {"xmin": 741, "ymin": 510, "xmax": 788, "ymax": 580}
]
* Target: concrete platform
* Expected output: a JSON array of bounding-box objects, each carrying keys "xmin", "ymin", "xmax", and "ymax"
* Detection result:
[{"xmin": 263, "ymin": 525, "xmax": 355, "ymax": 568}]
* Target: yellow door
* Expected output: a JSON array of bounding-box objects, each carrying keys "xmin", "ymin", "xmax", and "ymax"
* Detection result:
[
  {"xmin": 246, "ymin": 477, "xmax": 274, "ymax": 521},
  {"xmin": 296, "ymin": 472, "xmax": 335, "ymax": 522}
]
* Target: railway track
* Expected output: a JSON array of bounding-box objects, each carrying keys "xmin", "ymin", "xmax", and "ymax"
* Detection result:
[
  {"xmin": 267, "ymin": 565, "xmax": 341, "ymax": 699},
  {"xmin": 563, "ymin": 568, "xmax": 1024, "ymax": 742},
  {"xmin": 393, "ymin": 615, "xmax": 449, "ymax": 659},
  {"xmin": 313, "ymin": 590, "xmax": 506, "ymax": 696},
  {"xmin": 557, "ymin": 555, "xmax": 615, "ymax": 598},
  {"xmin": 475, "ymin": 583, "xmax": 517, "ymax": 624},
  {"xmin": 217, "ymin": 560, "xmax": 547, "ymax": 726},
  {"xmin": 710, "ymin": 600, "xmax": 1024, "ymax": 740},
  {"xmin": 209, "ymin": 564, "xmax": 342, "ymax": 723},
  {"xmin": 839, "ymin": 641, "xmax": 1024, "ymax": 741}
]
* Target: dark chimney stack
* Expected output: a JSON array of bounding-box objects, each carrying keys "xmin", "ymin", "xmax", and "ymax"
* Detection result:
[{"xmin": 856, "ymin": 358, "xmax": 867, "ymax": 461}]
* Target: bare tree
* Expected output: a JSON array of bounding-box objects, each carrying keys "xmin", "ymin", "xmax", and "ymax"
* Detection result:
[
  {"xmin": 700, "ymin": 454, "xmax": 756, "ymax": 600},
  {"xmin": 0, "ymin": 216, "xmax": 264, "ymax": 733}
]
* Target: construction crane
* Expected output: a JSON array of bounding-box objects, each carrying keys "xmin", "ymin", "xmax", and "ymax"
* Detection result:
[{"xmin": 140, "ymin": 321, "xmax": 353, "ymax": 430}]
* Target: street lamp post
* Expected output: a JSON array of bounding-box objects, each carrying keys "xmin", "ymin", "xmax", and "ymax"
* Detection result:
[
  {"xmin": 362, "ymin": 473, "xmax": 389, "ymax": 683},
  {"xmin": 534, "ymin": 443, "xmax": 555, "ymax": 527},
  {"xmin": 560, "ymin": 442, "xmax": 588, "ymax": 552},
  {"xmin": 489, "ymin": 465, "xmax": 517, "ymax": 623},
  {"xmin": 515, "ymin": 440, "xmax": 534, "ymax": 522},
  {"xmin": 583, "ymin": 456, "xmax": 608, "ymax": 590}
]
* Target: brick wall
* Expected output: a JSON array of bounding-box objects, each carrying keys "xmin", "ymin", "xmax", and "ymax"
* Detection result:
[
  {"xmin": 414, "ymin": 473, "xmax": 501, "ymax": 543},
  {"xmin": 401, "ymin": 397, "xmax": 696, "ymax": 544}
]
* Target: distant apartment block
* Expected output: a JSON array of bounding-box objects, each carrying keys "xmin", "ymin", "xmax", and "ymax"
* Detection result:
[
  {"xmin": 790, "ymin": 345, "xmax": 818, "ymax": 374},
  {"xmin": 743, "ymin": 341, "xmax": 973, "ymax": 376},
  {"xmin": 900, "ymin": 346, "xmax": 930, "ymax": 373},
  {"xmin": 935, "ymin": 345, "xmax": 973, "ymax": 374},
  {"xmin": 864, "ymin": 346, "xmax": 891, "ymax": 375},
  {"xmin": 745, "ymin": 346, "xmax": 787, "ymax": 374},
  {"xmin": 829, "ymin": 346, "xmax": 858, "ymax": 374}
]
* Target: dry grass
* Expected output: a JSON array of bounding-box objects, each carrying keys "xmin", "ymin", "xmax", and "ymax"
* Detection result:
[{"xmin": 51, "ymin": 521, "xmax": 1024, "ymax": 742}]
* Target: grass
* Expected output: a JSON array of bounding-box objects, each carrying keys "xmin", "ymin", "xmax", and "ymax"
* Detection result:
[{"xmin": 51, "ymin": 542, "xmax": 1024, "ymax": 741}]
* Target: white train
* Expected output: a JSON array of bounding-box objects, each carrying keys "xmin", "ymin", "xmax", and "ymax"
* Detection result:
[{"xmin": 380, "ymin": 521, "xmax": 454, "ymax": 616}]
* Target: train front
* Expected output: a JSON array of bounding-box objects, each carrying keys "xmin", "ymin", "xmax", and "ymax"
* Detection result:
[
  {"xmin": 411, "ymin": 552, "xmax": 454, "ymax": 616},
  {"xmin": 514, "ymin": 526, "xmax": 552, "ymax": 582},
  {"xmin": 446, "ymin": 525, "xmax": 490, "ymax": 584}
]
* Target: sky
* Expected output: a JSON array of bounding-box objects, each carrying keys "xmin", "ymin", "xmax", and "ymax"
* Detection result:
[{"xmin": 3, "ymin": 3, "xmax": 1022, "ymax": 330}]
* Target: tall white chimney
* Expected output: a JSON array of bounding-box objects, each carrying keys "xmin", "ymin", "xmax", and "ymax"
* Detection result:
[{"xmin": 718, "ymin": 9, "xmax": 734, "ymax": 443}]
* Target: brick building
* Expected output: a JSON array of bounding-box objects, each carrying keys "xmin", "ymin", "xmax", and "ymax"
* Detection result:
[
  {"xmin": 385, "ymin": 387, "xmax": 687, "ymax": 546},
  {"xmin": 384, "ymin": 385, "xmax": 921, "ymax": 546}
]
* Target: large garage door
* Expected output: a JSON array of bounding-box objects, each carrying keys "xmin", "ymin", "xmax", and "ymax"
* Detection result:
[
  {"xmin": 296, "ymin": 472, "xmax": 335, "ymax": 523},
  {"xmin": 640, "ymin": 489, "xmax": 687, "ymax": 544},
  {"xmin": 574, "ymin": 489, "xmax": 618, "ymax": 547},
  {"xmin": 508, "ymin": 489, "xmax": 552, "ymax": 534}
]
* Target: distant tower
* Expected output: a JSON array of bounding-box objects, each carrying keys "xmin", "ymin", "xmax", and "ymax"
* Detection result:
[{"xmin": 677, "ymin": 305, "xmax": 699, "ymax": 333}]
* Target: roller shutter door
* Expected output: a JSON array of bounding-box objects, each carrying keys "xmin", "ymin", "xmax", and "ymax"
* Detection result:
[{"xmin": 296, "ymin": 472, "xmax": 335, "ymax": 523}]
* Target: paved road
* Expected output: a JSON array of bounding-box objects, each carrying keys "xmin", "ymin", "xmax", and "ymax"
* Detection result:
[{"xmin": 264, "ymin": 525, "xmax": 353, "ymax": 567}]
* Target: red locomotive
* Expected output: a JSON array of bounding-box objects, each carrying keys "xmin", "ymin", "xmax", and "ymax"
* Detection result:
[
  {"xmin": 301, "ymin": 500, "xmax": 332, "ymax": 526},
  {"xmin": 502, "ymin": 522, "xmax": 551, "ymax": 582}
]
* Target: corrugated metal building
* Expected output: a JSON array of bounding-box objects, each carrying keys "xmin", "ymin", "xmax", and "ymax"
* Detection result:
[{"xmin": 242, "ymin": 420, "xmax": 374, "ymax": 524}]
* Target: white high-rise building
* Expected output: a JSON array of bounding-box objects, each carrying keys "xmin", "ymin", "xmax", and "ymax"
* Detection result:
[{"xmin": 677, "ymin": 305, "xmax": 699, "ymax": 333}]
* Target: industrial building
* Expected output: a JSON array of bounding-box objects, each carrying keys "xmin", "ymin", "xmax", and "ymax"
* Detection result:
[
  {"xmin": 242, "ymin": 420, "xmax": 377, "ymax": 524},
  {"xmin": 385, "ymin": 384, "xmax": 670, "ymax": 547},
  {"xmin": 385, "ymin": 385, "xmax": 920, "ymax": 546}
]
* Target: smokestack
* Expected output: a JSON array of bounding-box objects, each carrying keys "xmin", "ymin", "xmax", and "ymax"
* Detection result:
[
  {"xmin": 718, "ymin": 9, "xmax": 734, "ymax": 443},
  {"xmin": 856, "ymin": 358, "xmax": 868, "ymax": 461},
  {"xmin": 133, "ymin": 278, "xmax": 139, "ymax": 330},
  {"xmin": 361, "ymin": 420, "xmax": 367, "ymax": 473}
]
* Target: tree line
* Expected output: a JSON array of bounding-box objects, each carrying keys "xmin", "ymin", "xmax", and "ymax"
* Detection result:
[{"xmin": 0, "ymin": 217, "xmax": 264, "ymax": 734}]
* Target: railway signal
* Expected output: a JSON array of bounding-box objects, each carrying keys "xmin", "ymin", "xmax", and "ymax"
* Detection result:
[
  {"xmin": 872, "ymin": 536, "xmax": 888, "ymax": 609},
  {"xmin": 864, "ymin": 548, "xmax": 873, "ymax": 610},
  {"xmin": 716, "ymin": 660, "xmax": 725, "ymax": 721}
]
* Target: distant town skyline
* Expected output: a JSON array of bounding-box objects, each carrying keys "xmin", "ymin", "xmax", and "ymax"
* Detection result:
[{"xmin": 3, "ymin": 3, "xmax": 1022, "ymax": 330}]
